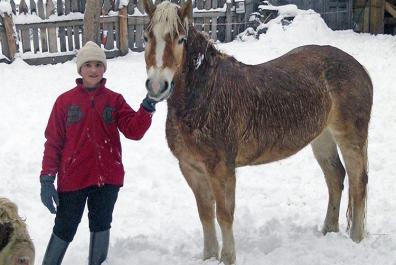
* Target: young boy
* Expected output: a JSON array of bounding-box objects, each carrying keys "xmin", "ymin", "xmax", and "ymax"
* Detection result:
[{"xmin": 39, "ymin": 41, "xmax": 159, "ymax": 265}]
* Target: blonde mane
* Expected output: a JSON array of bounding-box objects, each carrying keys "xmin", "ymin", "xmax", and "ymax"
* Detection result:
[
  {"xmin": 0, "ymin": 198, "xmax": 26, "ymax": 231},
  {"xmin": 148, "ymin": 1, "xmax": 188, "ymax": 38}
]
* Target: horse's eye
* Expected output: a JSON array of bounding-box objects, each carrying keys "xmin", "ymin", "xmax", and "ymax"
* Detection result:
[
  {"xmin": 143, "ymin": 35, "xmax": 148, "ymax": 42},
  {"xmin": 178, "ymin": 37, "xmax": 186, "ymax": 45}
]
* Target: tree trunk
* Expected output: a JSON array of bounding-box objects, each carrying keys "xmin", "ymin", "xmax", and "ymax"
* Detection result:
[{"xmin": 83, "ymin": 0, "xmax": 102, "ymax": 45}]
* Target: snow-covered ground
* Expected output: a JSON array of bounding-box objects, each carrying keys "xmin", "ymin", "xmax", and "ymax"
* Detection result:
[{"xmin": 1, "ymin": 10, "xmax": 396, "ymax": 265}]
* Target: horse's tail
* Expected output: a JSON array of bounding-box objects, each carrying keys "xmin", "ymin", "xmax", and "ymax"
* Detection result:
[{"xmin": 346, "ymin": 139, "xmax": 368, "ymax": 234}]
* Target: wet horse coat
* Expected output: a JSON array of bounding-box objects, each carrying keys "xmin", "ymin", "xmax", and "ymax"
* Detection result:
[{"xmin": 142, "ymin": 1, "xmax": 373, "ymax": 264}]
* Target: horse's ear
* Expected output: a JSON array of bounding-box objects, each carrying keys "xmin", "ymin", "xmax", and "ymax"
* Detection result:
[
  {"xmin": 143, "ymin": 0, "xmax": 156, "ymax": 18},
  {"xmin": 179, "ymin": 0, "xmax": 193, "ymax": 23}
]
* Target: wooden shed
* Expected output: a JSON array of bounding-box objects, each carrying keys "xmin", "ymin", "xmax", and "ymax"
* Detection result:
[
  {"xmin": 350, "ymin": 0, "xmax": 396, "ymax": 34},
  {"xmin": 269, "ymin": 0, "xmax": 396, "ymax": 34}
]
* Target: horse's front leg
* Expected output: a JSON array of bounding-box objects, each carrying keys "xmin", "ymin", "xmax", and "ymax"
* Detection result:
[
  {"xmin": 179, "ymin": 160, "xmax": 219, "ymax": 260},
  {"xmin": 209, "ymin": 161, "xmax": 236, "ymax": 265}
]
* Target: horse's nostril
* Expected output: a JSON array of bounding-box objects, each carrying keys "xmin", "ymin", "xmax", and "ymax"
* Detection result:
[
  {"xmin": 161, "ymin": 81, "xmax": 169, "ymax": 93},
  {"xmin": 145, "ymin": 79, "xmax": 150, "ymax": 90}
]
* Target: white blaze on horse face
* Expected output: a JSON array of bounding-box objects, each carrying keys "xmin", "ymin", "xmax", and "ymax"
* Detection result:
[
  {"xmin": 154, "ymin": 26, "xmax": 165, "ymax": 68},
  {"xmin": 145, "ymin": 23, "xmax": 175, "ymax": 97}
]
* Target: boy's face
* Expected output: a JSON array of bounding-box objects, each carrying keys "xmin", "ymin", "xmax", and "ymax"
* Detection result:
[{"xmin": 80, "ymin": 61, "xmax": 105, "ymax": 88}]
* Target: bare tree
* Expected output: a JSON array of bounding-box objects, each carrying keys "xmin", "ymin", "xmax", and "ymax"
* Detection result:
[{"xmin": 83, "ymin": 0, "xmax": 103, "ymax": 45}]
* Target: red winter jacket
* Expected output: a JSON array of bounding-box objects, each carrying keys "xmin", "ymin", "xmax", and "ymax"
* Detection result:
[{"xmin": 41, "ymin": 79, "xmax": 152, "ymax": 192}]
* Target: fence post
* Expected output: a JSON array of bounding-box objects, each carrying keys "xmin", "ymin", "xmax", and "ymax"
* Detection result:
[
  {"xmin": 0, "ymin": 13, "xmax": 17, "ymax": 61},
  {"xmin": 225, "ymin": 1, "xmax": 232, "ymax": 42},
  {"xmin": 370, "ymin": 0, "xmax": 385, "ymax": 34},
  {"xmin": 119, "ymin": 5, "xmax": 129, "ymax": 55}
]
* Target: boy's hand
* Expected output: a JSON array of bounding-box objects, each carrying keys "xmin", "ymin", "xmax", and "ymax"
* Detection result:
[
  {"xmin": 40, "ymin": 175, "xmax": 59, "ymax": 214},
  {"xmin": 142, "ymin": 95, "xmax": 160, "ymax": 112}
]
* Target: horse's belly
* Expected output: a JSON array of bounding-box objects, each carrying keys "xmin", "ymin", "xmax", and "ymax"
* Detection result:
[
  {"xmin": 236, "ymin": 148, "xmax": 299, "ymax": 167},
  {"xmin": 235, "ymin": 135, "xmax": 316, "ymax": 167}
]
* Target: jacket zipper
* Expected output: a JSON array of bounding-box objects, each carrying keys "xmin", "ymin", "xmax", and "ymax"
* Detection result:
[{"xmin": 91, "ymin": 96, "xmax": 95, "ymax": 108}]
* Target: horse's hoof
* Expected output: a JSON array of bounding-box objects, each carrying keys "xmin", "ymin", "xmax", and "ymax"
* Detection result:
[
  {"xmin": 203, "ymin": 244, "xmax": 219, "ymax": 260},
  {"xmin": 350, "ymin": 231, "xmax": 364, "ymax": 243},
  {"xmin": 220, "ymin": 251, "xmax": 236, "ymax": 265},
  {"xmin": 203, "ymin": 252, "xmax": 219, "ymax": 260},
  {"xmin": 322, "ymin": 222, "xmax": 339, "ymax": 235}
]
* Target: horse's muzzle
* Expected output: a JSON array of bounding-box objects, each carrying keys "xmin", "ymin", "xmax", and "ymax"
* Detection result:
[{"xmin": 145, "ymin": 78, "xmax": 175, "ymax": 101}]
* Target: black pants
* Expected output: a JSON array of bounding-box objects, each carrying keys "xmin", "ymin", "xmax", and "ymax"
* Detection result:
[{"xmin": 53, "ymin": 185, "xmax": 120, "ymax": 242}]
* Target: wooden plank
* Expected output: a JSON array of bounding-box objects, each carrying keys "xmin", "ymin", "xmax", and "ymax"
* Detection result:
[
  {"xmin": 37, "ymin": 0, "xmax": 48, "ymax": 52},
  {"xmin": 101, "ymin": 16, "xmax": 119, "ymax": 23},
  {"xmin": 135, "ymin": 21, "xmax": 144, "ymax": 49},
  {"xmin": 30, "ymin": 0, "xmax": 37, "ymax": 13},
  {"xmin": 74, "ymin": 25, "xmax": 81, "ymax": 49},
  {"xmin": 58, "ymin": 28, "xmax": 67, "ymax": 51},
  {"xmin": 128, "ymin": 0, "xmax": 135, "ymax": 14},
  {"xmin": 195, "ymin": 0, "xmax": 204, "ymax": 32},
  {"xmin": 203, "ymin": 0, "xmax": 211, "ymax": 34},
  {"xmin": 65, "ymin": 0, "xmax": 71, "ymax": 14},
  {"xmin": 115, "ymin": 19, "xmax": 120, "ymax": 49},
  {"xmin": 19, "ymin": 0, "xmax": 28, "ymax": 14},
  {"xmin": 193, "ymin": 11, "xmax": 226, "ymax": 18},
  {"xmin": 103, "ymin": 0, "xmax": 113, "ymax": 15},
  {"xmin": 58, "ymin": 0, "xmax": 67, "ymax": 52},
  {"xmin": 127, "ymin": 15, "xmax": 149, "ymax": 25},
  {"xmin": 46, "ymin": 0, "xmax": 58, "ymax": 53},
  {"xmin": 119, "ymin": 6, "xmax": 129, "ymax": 55},
  {"xmin": 71, "ymin": 0, "xmax": 79, "ymax": 12},
  {"xmin": 57, "ymin": 0, "xmax": 64, "ymax": 15},
  {"xmin": 0, "ymin": 18, "xmax": 10, "ymax": 58},
  {"xmin": 211, "ymin": 16, "xmax": 217, "ymax": 41},
  {"xmin": 1, "ymin": 14, "xmax": 17, "ymax": 60},
  {"xmin": 385, "ymin": 1, "xmax": 396, "ymax": 17},
  {"xmin": 10, "ymin": 0, "xmax": 16, "ymax": 15},
  {"xmin": 23, "ymin": 54, "xmax": 76, "ymax": 65},
  {"xmin": 104, "ymin": 22, "xmax": 114, "ymax": 50},
  {"xmin": 16, "ymin": 19, "xmax": 84, "ymax": 29},
  {"xmin": 80, "ymin": 0, "xmax": 87, "ymax": 13},
  {"xmin": 32, "ymin": 27, "xmax": 40, "ymax": 53},
  {"xmin": 363, "ymin": 5, "xmax": 370, "ymax": 32},
  {"xmin": 127, "ymin": 17, "xmax": 136, "ymax": 50},
  {"xmin": 137, "ymin": 0, "xmax": 145, "ymax": 14},
  {"xmin": 30, "ymin": 0, "xmax": 39, "ymax": 53},
  {"xmin": 225, "ymin": 1, "xmax": 232, "ymax": 42},
  {"xmin": 67, "ymin": 26, "xmax": 74, "ymax": 50},
  {"xmin": 21, "ymin": 28, "xmax": 31, "ymax": 52},
  {"xmin": 217, "ymin": 0, "xmax": 226, "ymax": 8},
  {"xmin": 370, "ymin": 0, "xmax": 385, "ymax": 34}
]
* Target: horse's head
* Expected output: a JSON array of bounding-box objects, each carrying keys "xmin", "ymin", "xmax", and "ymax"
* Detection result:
[{"xmin": 142, "ymin": 0, "xmax": 192, "ymax": 101}]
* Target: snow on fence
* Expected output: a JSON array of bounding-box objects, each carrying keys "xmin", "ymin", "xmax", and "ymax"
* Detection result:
[{"xmin": 0, "ymin": 0, "xmax": 253, "ymax": 65}]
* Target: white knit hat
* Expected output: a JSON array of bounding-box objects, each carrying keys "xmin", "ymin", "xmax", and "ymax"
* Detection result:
[{"xmin": 76, "ymin": 41, "xmax": 107, "ymax": 73}]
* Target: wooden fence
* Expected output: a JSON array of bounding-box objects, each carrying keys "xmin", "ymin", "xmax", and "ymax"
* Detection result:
[{"xmin": 0, "ymin": 0, "xmax": 252, "ymax": 65}]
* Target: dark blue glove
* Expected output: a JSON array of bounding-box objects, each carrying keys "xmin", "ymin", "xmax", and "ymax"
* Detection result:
[
  {"xmin": 142, "ymin": 95, "xmax": 159, "ymax": 112},
  {"xmin": 40, "ymin": 175, "xmax": 59, "ymax": 214}
]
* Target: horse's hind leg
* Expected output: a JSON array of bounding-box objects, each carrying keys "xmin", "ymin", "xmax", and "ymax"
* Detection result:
[
  {"xmin": 332, "ymin": 131, "xmax": 368, "ymax": 242},
  {"xmin": 311, "ymin": 128, "xmax": 346, "ymax": 234},
  {"xmin": 179, "ymin": 160, "xmax": 219, "ymax": 260}
]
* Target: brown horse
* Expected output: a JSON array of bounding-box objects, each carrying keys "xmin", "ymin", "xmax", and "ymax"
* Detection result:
[{"xmin": 142, "ymin": 1, "xmax": 373, "ymax": 264}]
